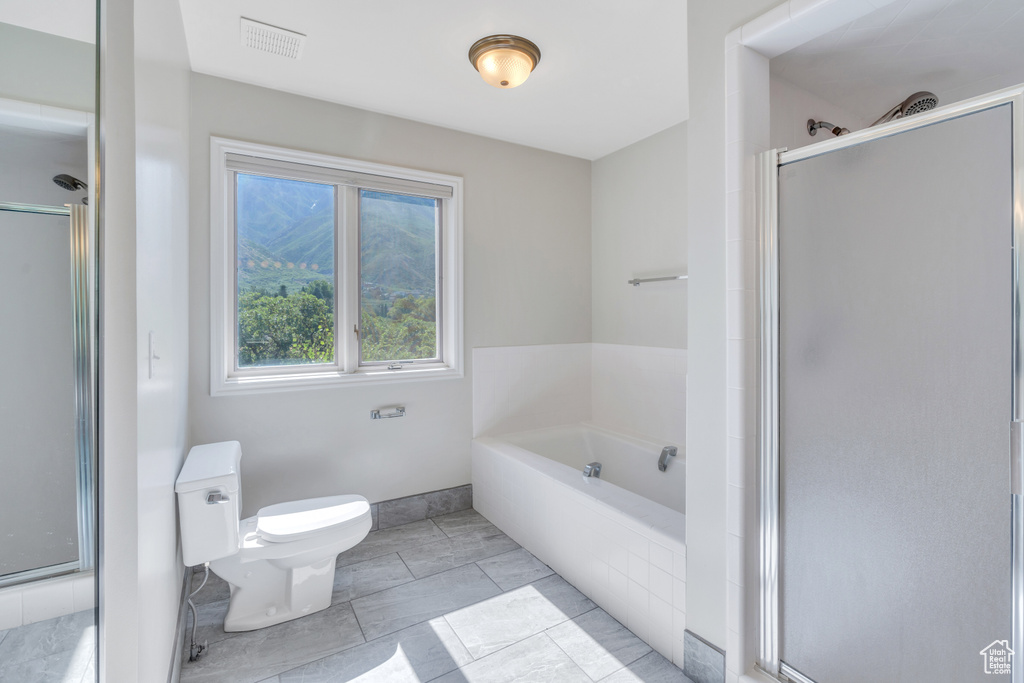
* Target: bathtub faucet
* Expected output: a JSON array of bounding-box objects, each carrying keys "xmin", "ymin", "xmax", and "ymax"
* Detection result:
[
  {"xmin": 583, "ymin": 462, "xmax": 602, "ymax": 478},
  {"xmin": 658, "ymin": 446, "xmax": 677, "ymax": 472}
]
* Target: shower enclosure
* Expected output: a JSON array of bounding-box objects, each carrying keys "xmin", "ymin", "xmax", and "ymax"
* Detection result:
[
  {"xmin": 758, "ymin": 85, "xmax": 1023, "ymax": 682},
  {"xmin": 0, "ymin": 200, "xmax": 95, "ymax": 586}
]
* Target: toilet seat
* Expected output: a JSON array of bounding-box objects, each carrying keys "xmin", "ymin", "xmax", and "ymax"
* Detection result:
[{"xmin": 256, "ymin": 495, "xmax": 370, "ymax": 543}]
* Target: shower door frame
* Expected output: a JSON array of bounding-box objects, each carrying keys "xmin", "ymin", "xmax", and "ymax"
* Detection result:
[
  {"xmin": 0, "ymin": 200, "xmax": 96, "ymax": 587},
  {"xmin": 756, "ymin": 84, "xmax": 1024, "ymax": 683}
]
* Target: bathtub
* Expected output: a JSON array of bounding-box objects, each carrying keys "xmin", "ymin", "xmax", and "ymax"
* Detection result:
[{"xmin": 472, "ymin": 423, "xmax": 687, "ymax": 665}]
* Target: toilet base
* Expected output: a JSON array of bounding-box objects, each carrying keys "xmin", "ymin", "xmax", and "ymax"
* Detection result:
[{"xmin": 210, "ymin": 553, "xmax": 338, "ymax": 632}]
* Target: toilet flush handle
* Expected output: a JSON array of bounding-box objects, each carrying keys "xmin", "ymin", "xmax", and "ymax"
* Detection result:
[{"xmin": 206, "ymin": 491, "xmax": 229, "ymax": 504}]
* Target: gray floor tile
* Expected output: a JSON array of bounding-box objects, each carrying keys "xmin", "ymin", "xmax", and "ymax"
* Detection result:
[
  {"xmin": 332, "ymin": 553, "xmax": 415, "ymax": 602},
  {"xmin": 398, "ymin": 525, "xmax": 519, "ymax": 579},
  {"xmin": 351, "ymin": 563, "xmax": 501, "ymax": 641},
  {"xmin": 78, "ymin": 654, "xmax": 95, "ymax": 683},
  {"xmin": 432, "ymin": 632, "xmax": 591, "ymax": 683},
  {"xmin": 0, "ymin": 629, "xmax": 7, "ymax": 648},
  {"xmin": 0, "ymin": 610, "xmax": 95, "ymax": 667},
  {"xmin": 256, "ymin": 678, "xmax": 279, "ymax": 683},
  {"xmin": 431, "ymin": 509, "xmax": 494, "ymax": 538},
  {"xmin": 179, "ymin": 602, "xmax": 365, "ymax": 683},
  {"xmin": 547, "ymin": 608, "xmax": 652, "ymax": 680},
  {"xmin": 277, "ymin": 617, "xmax": 472, "ymax": 682},
  {"xmin": 600, "ymin": 651, "xmax": 694, "ymax": 683},
  {"xmin": 443, "ymin": 574, "xmax": 596, "ymax": 659},
  {"xmin": 0, "ymin": 640, "xmax": 94, "ymax": 683},
  {"xmin": 193, "ymin": 571, "xmax": 232, "ymax": 606},
  {"xmin": 186, "ymin": 598, "xmax": 240, "ymax": 653},
  {"xmin": 476, "ymin": 548, "xmax": 554, "ymax": 591},
  {"xmin": 337, "ymin": 519, "xmax": 449, "ymax": 568}
]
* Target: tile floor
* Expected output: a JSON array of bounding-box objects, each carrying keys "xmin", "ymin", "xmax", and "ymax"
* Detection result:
[
  {"xmin": 181, "ymin": 509, "xmax": 694, "ymax": 683},
  {"xmin": 0, "ymin": 609, "xmax": 95, "ymax": 683}
]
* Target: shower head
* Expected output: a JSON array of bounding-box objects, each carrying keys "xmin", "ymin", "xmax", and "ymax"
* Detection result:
[
  {"xmin": 871, "ymin": 91, "xmax": 938, "ymax": 127},
  {"xmin": 53, "ymin": 174, "xmax": 87, "ymax": 192}
]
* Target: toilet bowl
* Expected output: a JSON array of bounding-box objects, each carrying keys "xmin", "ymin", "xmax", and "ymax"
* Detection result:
[{"xmin": 175, "ymin": 441, "xmax": 371, "ymax": 631}]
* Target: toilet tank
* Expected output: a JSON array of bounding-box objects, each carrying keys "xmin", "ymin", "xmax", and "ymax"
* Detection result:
[{"xmin": 175, "ymin": 441, "xmax": 242, "ymax": 566}]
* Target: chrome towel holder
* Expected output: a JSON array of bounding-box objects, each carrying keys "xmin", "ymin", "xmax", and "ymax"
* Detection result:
[{"xmin": 628, "ymin": 275, "xmax": 688, "ymax": 287}]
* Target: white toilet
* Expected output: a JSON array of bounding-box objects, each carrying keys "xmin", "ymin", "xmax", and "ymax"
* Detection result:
[{"xmin": 174, "ymin": 441, "xmax": 371, "ymax": 632}]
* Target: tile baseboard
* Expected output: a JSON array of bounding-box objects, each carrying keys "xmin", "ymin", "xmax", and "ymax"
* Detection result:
[
  {"xmin": 375, "ymin": 485, "xmax": 473, "ymax": 530},
  {"xmin": 683, "ymin": 629, "xmax": 726, "ymax": 683}
]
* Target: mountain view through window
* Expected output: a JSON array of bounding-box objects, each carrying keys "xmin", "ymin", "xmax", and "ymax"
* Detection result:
[{"xmin": 235, "ymin": 173, "xmax": 438, "ymax": 368}]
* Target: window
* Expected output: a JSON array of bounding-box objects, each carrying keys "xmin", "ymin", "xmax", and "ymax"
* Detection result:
[{"xmin": 210, "ymin": 137, "xmax": 463, "ymax": 394}]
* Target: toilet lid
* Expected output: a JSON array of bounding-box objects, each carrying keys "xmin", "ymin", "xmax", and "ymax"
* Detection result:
[{"xmin": 256, "ymin": 495, "xmax": 370, "ymax": 542}]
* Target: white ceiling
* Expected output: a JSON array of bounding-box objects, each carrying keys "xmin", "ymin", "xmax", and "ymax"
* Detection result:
[
  {"xmin": 771, "ymin": 0, "xmax": 1024, "ymax": 123},
  {"xmin": 0, "ymin": 0, "xmax": 94, "ymax": 44},
  {"xmin": 176, "ymin": 0, "xmax": 688, "ymax": 160}
]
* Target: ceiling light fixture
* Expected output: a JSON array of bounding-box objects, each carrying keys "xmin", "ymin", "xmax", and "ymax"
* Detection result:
[{"xmin": 468, "ymin": 35, "xmax": 541, "ymax": 89}]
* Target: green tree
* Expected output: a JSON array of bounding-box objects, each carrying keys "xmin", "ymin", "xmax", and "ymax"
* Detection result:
[{"xmin": 238, "ymin": 290, "xmax": 334, "ymax": 366}]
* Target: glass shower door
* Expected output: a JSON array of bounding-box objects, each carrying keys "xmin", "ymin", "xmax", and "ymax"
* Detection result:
[
  {"xmin": 774, "ymin": 103, "xmax": 1014, "ymax": 682},
  {"xmin": 0, "ymin": 206, "xmax": 91, "ymax": 583}
]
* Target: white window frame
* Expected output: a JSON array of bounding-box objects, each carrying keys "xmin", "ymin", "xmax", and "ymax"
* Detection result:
[{"xmin": 210, "ymin": 136, "xmax": 463, "ymax": 395}]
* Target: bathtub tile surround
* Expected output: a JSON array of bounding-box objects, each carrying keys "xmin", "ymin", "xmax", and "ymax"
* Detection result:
[
  {"xmin": 377, "ymin": 484, "xmax": 474, "ymax": 530},
  {"xmin": 0, "ymin": 609, "xmax": 94, "ymax": 682},
  {"xmin": 473, "ymin": 343, "xmax": 686, "ymax": 447},
  {"xmin": 183, "ymin": 508, "xmax": 692, "ymax": 683},
  {"xmin": 683, "ymin": 629, "xmax": 726, "ymax": 683},
  {"xmin": 592, "ymin": 344, "xmax": 687, "ymax": 446},
  {"xmin": 473, "ymin": 435, "xmax": 688, "ymax": 666},
  {"xmin": 473, "ymin": 343, "xmax": 593, "ymax": 437}
]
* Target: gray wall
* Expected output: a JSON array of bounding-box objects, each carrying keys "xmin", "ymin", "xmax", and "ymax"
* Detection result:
[
  {"xmin": 188, "ymin": 73, "xmax": 592, "ymax": 515},
  {"xmin": 0, "ymin": 24, "xmax": 94, "ymax": 112},
  {"xmin": 592, "ymin": 122, "xmax": 687, "ymax": 348}
]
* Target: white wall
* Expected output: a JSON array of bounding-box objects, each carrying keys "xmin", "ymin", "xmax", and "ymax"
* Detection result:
[
  {"xmin": 686, "ymin": 0, "xmax": 780, "ymax": 652},
  {"xmin": 592, "ymin": 122, "xmax": 688, "ymax": 349},
  {"xmin": 0, "ymin": 24, "xmax": 94, "ymax": 112},
  {"xmin": 98, "ymin": 0, "xmax": 139, "ymax": 678},
  {"xmin": 770, "ymin": 76, "xmax": 868, "ymax": 151},
  {"xmin": 133, "ymin": 0, "xmax": 191, "ymax": 677},
  {"xmin": 189, "ymin": 74, "xmax": 592, "ymax": 516},
  {"xmin": 100, "ymin": 0, "xmax": 192, "ymax": 679}
]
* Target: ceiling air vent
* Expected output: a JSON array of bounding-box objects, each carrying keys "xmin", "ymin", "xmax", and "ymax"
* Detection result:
[{"xmin": 240, "ymin": 17, "xmax": 306, "ymax": 60}]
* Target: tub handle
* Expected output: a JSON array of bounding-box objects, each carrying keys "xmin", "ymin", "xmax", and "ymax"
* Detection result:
[
  {"xmin": 371, "ymin": 406, "xmax": 406, "ymax": 420},
  {"xmin": 658, "ymin": 446, "xmax": 677, "ymax": 472}
]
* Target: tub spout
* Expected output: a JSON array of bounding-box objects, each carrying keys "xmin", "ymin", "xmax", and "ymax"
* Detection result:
[
  {"xmin": 583, "ymin": 462, "xmax": 602, "ymax": 478},
  {"xmin": 658, "ymin": 446, "xmax": 677, "ymax": 472}
]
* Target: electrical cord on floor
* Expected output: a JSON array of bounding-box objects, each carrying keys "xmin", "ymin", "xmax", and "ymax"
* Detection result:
[{"xmin": 188, "ymin": 563, "xmax": 210, "ymax": 662}]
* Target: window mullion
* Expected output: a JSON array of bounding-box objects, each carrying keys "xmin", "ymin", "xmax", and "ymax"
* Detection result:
[{"xmin": 342, "ymin": 186, "xmax": 361, "ymax": 372}]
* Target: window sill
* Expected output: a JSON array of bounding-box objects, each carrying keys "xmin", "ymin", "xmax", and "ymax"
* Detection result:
[{"xmin": 212, "ymin": 364, "xmax": 463, "ymax": 396}]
